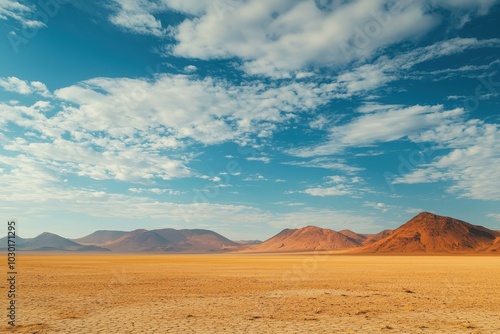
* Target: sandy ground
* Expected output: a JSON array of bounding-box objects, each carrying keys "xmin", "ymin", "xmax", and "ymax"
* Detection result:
[{"xmin": 1, "ymin": 254, "xmax": 499, "ymax": 333}]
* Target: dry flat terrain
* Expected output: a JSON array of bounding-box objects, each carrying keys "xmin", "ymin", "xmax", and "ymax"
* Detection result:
[{"xmin": 2, "ymin": 254, "xmax": 500, "ymax": 333}]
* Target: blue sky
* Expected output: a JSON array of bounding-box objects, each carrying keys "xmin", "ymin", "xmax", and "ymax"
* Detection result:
[{"xmin": 1, "ymin": 0, "xmax": 499, "ymax": 240}]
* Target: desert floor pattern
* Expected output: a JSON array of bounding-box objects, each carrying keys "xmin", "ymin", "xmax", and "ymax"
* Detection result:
[{"xmin": 2, "ymin": 254, "xmax": 499, "ymax": 333}]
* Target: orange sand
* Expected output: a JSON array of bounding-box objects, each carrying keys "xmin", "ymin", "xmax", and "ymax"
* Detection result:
[{"xmin": 1, "ymin": 254, "xmax": 499, "ymax": 333}]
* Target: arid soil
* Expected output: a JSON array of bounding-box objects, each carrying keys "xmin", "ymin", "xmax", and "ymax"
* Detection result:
[{"xmin": 2, "ymin": 254, "xmax": 499, "ymax": 333}]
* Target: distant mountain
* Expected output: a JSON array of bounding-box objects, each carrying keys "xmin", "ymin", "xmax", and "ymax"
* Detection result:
[
  {"xmin": 105, "ymin": 230, "xmax": 168, "ymax": 252},
  {"xmin": 104, "ymin": 228, "xmax": 240, "ymax": 253},
  {"xmin": 356, "ymin": 212, "xmax": 499, "ymax": 254},
  {"xmin": 0, "ymin": 235, "xmax": 27, "ymax": 247},
  {"xmin": 234, "ymin": 240, "xmax": 262, "ymax": 245},
  {"xmin": 73, "ymin": 230, "xmax": 129, "ymax": 245},
  {"xmin": 28, "ymin": 232, "xmax": 82, "ymax": 250},
  {"xmin": 152, "ymin": 228, "xmax": 188, "ymax": 244},
  {"xmin": 247, "ymin": 226, "xmax": 361, "ymax": 252},
  {"xmin": 339, "ymin": 229, "xmax": 367, "ymax": 244},
  {"xmin": 362, "ymin": 229, "xmax": 393, "ymax": 246},
  {"xmin": 179, "ymin": 229, "xmax": 239, "ymax": 250},
  {"xmin": 0, "ymin": 232, "xmax": 110, "ymax": 252},
  {"xmin": 2, "ymin": 212, "xmax": 498, "ymax": 254}
]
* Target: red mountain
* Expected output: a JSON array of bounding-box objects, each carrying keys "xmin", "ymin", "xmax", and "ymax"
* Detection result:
[
  {"xmin": 362, "ymin": 229, "xmax": 393, "ymax": 246},
  {"xmin": 247, "ymin": 226, "xmax": 361, "ymax": 252},
  {"xmin": 356, "ymin": 212, "xmax": 499, "ymax": 254}
]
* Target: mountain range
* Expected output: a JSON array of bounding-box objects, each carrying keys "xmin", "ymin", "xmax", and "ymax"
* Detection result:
[{"xmin": 2, "ymin": 212, "xmax": 499, "ymax": 254}]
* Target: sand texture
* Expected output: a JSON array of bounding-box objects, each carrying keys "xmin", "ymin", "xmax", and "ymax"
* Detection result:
[{"xmin": 1, "ymin": 254, "xmax": 499, "ymax": 333}]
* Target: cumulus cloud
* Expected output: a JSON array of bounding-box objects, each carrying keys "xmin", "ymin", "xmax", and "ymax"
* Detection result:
[
  {"xmin": 170, "ymin": 0, "xmax": 438, "ymax": 77},
  {"xmin": 303, "ymin": 175, "xmax": 367, "ymax": 197},
  {"xmin": 394, "ymin": 120, "xmax": 500, "ymax": 201},
  {"xmin": 0, "ymin": 72, "xmax": 340, "ymax": 184},
  {"xmin": 108, "ymin": 0, "xmax": 166, "ymax": 36},
  {"xmin": 104, "ymin": 0, "xmax": 499, "ymax": 77},
  {"xmin": 364, "ymin": 201, "xmax": 393, "ymax": 213},
  {"xmin": 53, "ymin": 74, "xmax": 335, "ymax": 146},
  {"xmin": 304, "ymin": 186, "xmax": 351, "ymax": 197},
  {"xmin": 0, "ymin": 77, "xmax": 50, "ymax": 96}
]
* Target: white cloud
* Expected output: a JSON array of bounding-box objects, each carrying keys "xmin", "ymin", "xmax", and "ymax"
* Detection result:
[
  {"xmin": 357, "ymin": 102, "xmax": 404, "ymax": 113},
  {"xmin": 274, "ymin": 201, "xmax": 304, "ymax": 206},
  {"xmin": 246, "ymin": 156, "xmax": 271, "ymax": 164},
  {"xmin": 335, "ymin": 38, "xmax": 500, "ymax": 95},
  {"xmin": 394, "ymin": 120, "xmax": 500, "ymax": 201},
  {"xmin": 53, "ymin": 74, "xmax": 333, "ymax": 147},
  {"xmin": 165, "ymin": 1, "xmax": 496, "ymax": 77},
  {"xmin": 200, "ymin": 175, "xmax": 221, "ymax": 182},
  {"xmin": 364, "ymin": 201, "xmax": 393, "ymax": 213},
  {"xmin": 243, "ymin": 173, "xmax": 267, "ymax": 182},
  {"xmin": 304, "ymin": 186, "xmax": 351, "ymax": 197},
  {"xmin": 154, "ymin": 0, "xmax": 207, "ymax": 16},
  {"xmin": 289, "ymin": 104, "xmax": 464, "ymax": 157},
  {"xmin": 184, "ymin": 65, "xmax": 197, "ymax": 72},
  {"xmin": 487, "ymin": 213, "xmax": 500, "ymax": 222},
  {"xmin": 0, "ymin": 163, "xmax": 382, "ymax": 234},
  {"xmin": 170, "ymin": 0, "xmax": 440, "ymax": 77},
  {"xmin": 105, "ymin": 0, "xmax": 500, "ymax": 79},
  {"xmin": 447, "ymin": 95, "xmax": 466, "ymax": 100},
  {"xmin": 4, "ymin": 136, "xmax": 191, "ymax": 182},
  {"xmin": 0, "ymin": 154, "xmax": 382, "ymax": 234},
  {"xmin": 0, "ymin": 96, "xmax": 193, "ymax": 183},
  {"xmin": 409, "ymin": 59, "xmax": 500, "ymax": 82},
  {"xmin": 283, "ymin": 157, "xmax": 363, "ymax": 173},
  {"xmin": 406, "ymin": 207, "xmax": 424, "ymax": 214},
  {"xmin": 129, "ymin": 187, "xmax": 181, "ymax": 195},
  {"xmin": 0, "ymin": 0, "xmax": 47, "ymax": 28},
  {"xmin": 107, "ymin": 0, "xmax": 210, "ymax": 37},
  {"xmin": 108, "ymin": 0, "xmax": 166, "ymax": 36},
  {"xmin": 267, "ymin": 208, "xmax": 380, "ymax": 231},
  {"xmin": 309, "ymin": 115, "xmax": 329, "ymax": 130},
  {"xmin": 303, "ymin": 174, "xmax": 367, "ymax": 197},
  {"xmin": 0, "ymin": 77, "xmax": 50, "ymax": 96},
  {"xmin": 431, "ymin": 0, "xmax": 498, "ymax": 27}
]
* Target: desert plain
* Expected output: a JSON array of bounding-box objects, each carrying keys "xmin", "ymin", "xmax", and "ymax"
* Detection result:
[{"xmin": 2, "ymin": 254, "xmax": 499, "ymax": 333}]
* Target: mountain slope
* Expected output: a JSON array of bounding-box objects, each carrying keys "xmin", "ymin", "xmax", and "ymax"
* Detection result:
[
  {"xmin": 105, "ymin": 228, "xmax": 241, "ymax": 253},
  {"xmin": 73, "ymin": 230, "xmax": 129, "ymax": 245},
  {"xmin": 357, "ymin": 212, "xmax": 499, "ymax": 254},
  {"xmin": 0, "ymin": 232, "xmax": 110, "ymax": 252},
  {"xmin": 179, "ymin": 229, "xmax": 239, "ymax": 250},
  {"xmin": 26, "ymin": 232, "xmax": 83, "ymax": 250},
  {"xmin": 339, "ymin": 229, "xmax": 367, "ymax": 244},
  {"xmin": 151, "ymin": 228, "xmax": 187, "ymax": 244},
  {"xmin": 248, "ymin": 226, "xmax": 361, "ymax": 252},
  {"xmin": 105, "ymin": 230, "xmax": 170, "ymax": 252},
  {"xmin": 484, "ymin": 237, "xmax": 500, "ymax": 253},
  {"xmin": 362, "ymin": 229, "xmax": 393, "ymax": 246}
]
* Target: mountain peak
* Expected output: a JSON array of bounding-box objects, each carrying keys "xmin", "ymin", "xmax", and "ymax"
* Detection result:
[
  {"xmin": 248, "ymin": 225, "xmax": 361, "ymax": 252},
  {"xmin": 358, "ymin": 212, "xmax": 498, "ymax": 253},
  {"xmin": 415, "ymin": 211, "xmax": 436, "ymax": 218}
]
